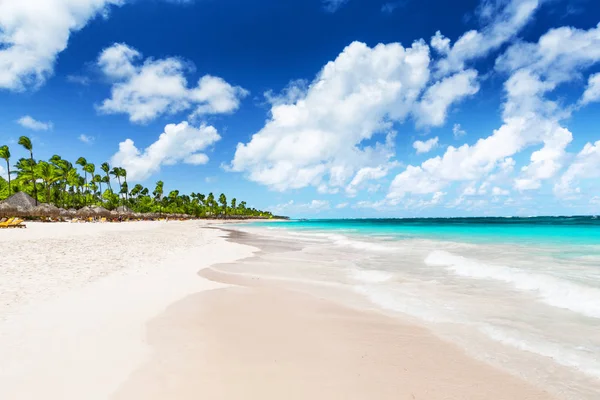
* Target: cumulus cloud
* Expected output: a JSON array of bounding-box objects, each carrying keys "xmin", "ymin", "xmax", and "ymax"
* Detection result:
[
  {"xmin": 0, "ymin": 0, "xmax": 124, "ymax": 91},
  {"xmin": 270, "ymin": 200, "xmax": 331, "ymax": 215},
  {"xmin": 231, "ymin": 40, "xmax": 478, "ymax": 193},
  {"xmin": 78, "ymin": 134, "xmax": 95, "ymax": 144},
  {"xmin": 554, "ymin": 141, "xmax": 600, "ymax": 197},
  {"xmin": 581, "ymin": 73, "xmax": 600, "ymax": 105},
  {"xmin": 335, "ymin": 202, "xmax": 349, "ymax": 209},
  {"xmin": 17, "ymin": 115, "xmax": 53, "ymax": 131},
  {"xmin": 413, "ymin": 137, "xmax": 439, "ymax": 154},
  {"xmin": 433, "ymin": 0, "xmax": 542, "ymax": 76},
  {"xmin": 492, "ymin": 186, "xmax": 510, "ymax": 196},
  {"xmin": 97, "ymin": 43, "xmax": 248, "ymax": 123},
  {"xmin": 453, "ymin": 123, "xmax": 466, "ymax": 138},
  {"xmin": 414, "ymin": 69, "xmax": 479, "ymax": 126},
  {"xmin": 388, "ymin": 21, "xmax": 600, "ymax": 204},
  {"xmin": 322, "ymin": 0, "xmax": 348, "ymax": 12},
  {"xmin": 110, "ymin": 121, "xmax": 221, "ymax": 181}
]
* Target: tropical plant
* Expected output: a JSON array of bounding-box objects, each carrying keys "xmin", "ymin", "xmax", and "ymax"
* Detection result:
[
  {"xmin": 0, "ymin": 137, "xmax": 279, "ymax": 218},
  {"xmin": 0, "ymin": 145, "xmax": 11, "ymax": 196},
  {"xmin": 18, "ymin": 136, "xmax": 37, "ymax": 205}
]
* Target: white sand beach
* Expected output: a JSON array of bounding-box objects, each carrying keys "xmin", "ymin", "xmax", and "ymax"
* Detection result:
[
  {"xmin": 0, "ymin": 221, "xmax": 257, "ymax": 399},
  {"xmin": 0, "ymin": 222, "xmax": 555, "ymax": 399}
]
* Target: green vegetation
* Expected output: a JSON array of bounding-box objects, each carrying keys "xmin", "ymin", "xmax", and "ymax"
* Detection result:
[{"xmin": 0, "ymin": 136, "xmax": 281, "ymax": 219}]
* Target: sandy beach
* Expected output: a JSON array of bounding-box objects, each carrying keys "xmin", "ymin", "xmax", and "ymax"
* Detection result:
[{"xmin": 0, "ymin": 221, "xmax": 554, "ymax": 399}]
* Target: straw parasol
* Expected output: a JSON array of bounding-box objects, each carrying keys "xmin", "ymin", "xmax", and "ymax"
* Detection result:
[
  {"xmin": 3, "ymin": 192, "xmax": 37, "ymax": 216},
  {"xmin": 0, "ymin": 202, "xmax": 17, "ymax": 217},
  {"xmin": 29, "ymin": 203, "xmax": 60, "ymax": 218},
  {"xmin": 116, "ymin": 205, "xmax": 133, "ymax": 215},
  {"xmin": 91, "ymin": 205, "xmax": 111, "ymax": 217}
]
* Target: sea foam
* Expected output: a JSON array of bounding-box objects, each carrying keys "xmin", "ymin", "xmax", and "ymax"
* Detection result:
[{"xmin": 425, "ymin": 250, "xmax": 600, "ymax": 319}]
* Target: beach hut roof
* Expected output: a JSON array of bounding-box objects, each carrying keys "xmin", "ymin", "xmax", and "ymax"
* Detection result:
[
  {"xmin": 2, "ymin": 191, "xmax": 37, "ymax": 210},
  {"xmin": 29, "ymin": 203, "xmax": 60, "ymax": 217},
  {"xmin": 116, "ymin": 205, "xmax": 132, "ymax": 213}
]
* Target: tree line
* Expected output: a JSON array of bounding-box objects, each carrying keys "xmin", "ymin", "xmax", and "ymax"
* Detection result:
[{"xmin": 0, "ymin": 136, "xmax": 280, "ymax": 218}]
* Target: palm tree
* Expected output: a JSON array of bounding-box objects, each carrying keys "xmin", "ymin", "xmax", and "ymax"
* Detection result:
[
  {"xmin": 0, "ymin": 145, "xmax": 11, "ymax": 196},
  {"xmin": 153, "ymin": 180, "xmax": 164, "ymax": 215},
  {"xmin": 231, "ymin": 198, "xmax": 237, "ymax": 215},
  {"xmin": 110, "ymin": 167, "xmax": 123, "ymax": 204},
  {"xmin": 36, "ymin": 161, "xmax": 58, "ymax": 202},
  {"xmin": 93, "ymin": 174, "xmax": 103, "ymax": 199},
  {"xmin": 121, "ymin": 168, "xmax": 129, "ymax": 203},
  {"xmin": 101, "ymin": 162, "xmax": 112, "ymax": 192},
  {"xmin": 219, "ymin": 193, "xmax": 227, "ymax": 217},
  {"xmin": 18, "ymin": 136, "xmax": 37, "ymax": 205}
]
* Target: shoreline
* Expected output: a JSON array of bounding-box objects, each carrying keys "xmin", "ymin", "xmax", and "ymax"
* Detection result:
[{"xmin": 0, "ymin": 222, "xmax": 556, "ymax": 399}]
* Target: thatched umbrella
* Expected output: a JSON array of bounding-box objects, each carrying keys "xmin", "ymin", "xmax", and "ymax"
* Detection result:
[
  {"xmin": 29, "ymin": 203, "xmax": 60, "ymax": 218},
  {"xmin": 76, "ymin": 206, "xmax": 95, "ymax": 218},
  {"xmin": 116, "ymin": 205, "xmax": 133, "ymax": 214},
  {"xmin": 0, "ymin": 202, "xmax": 17, "ymax": 217},
  {"xmin": 3, "ymin": 192, "xmax": 36, "ymax": 216},
  {"xmin": 91, "ymin": 205, "xmax": 111, "ymax": 217}
]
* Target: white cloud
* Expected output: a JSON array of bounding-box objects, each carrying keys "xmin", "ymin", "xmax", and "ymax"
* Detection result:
[
  {"xmin": 554, "ymin": 140, "xmax": 600, "ymax": 197},
  {"xmin": 270, "ymin": 199, "xmax": 331, "ymax": 215},
  {"xmin": 581, "ymin": 73, "xmax": 600, "ymax": 105},
  {"xmin": 322, "ymin": 0, "xmax": 348, "ymax": 12},
  {"xmin": 79, "ymin": 134, "xmax": 95, "ymax": 144},
  {"xmin": 17, "ymin": 115, "xmax": 53, "ymax": 131},
  {"xmin": 0, "ymin": 164, "xmax": 6, "ymax": 180},
  {"xmin": 231, "ymin": 40, "xmax": 478, "ymax": 193},
  {"xmin": 414, "ymin": 69, "xmax": 479, "ymax": 127},
  {"xmin": 453, "ymin": 123, "xmax": 466, "ymax": 138},
  {"xmin": 110, "ymin": 121, "xmax": 221, "ymax": 181},
  {"xmin": 413, "ymin": 137, "xmax": 439, "ymax": 154},
  {"xmin": 0, "ymin": 0, "xmax": 123, "ymax": 90},
  {"xmin": 388, "ymin": 21, "xmax": 600, "ymax": 203},
  {"xmin": 335, "ymin": 202, "xmax": 349, "ymax": 209},
  {"xmin": 97, "ymin": 43, "xmax": 248, "ymax": 123},
  {"xmin": 492, "ymin": 186, "xmax": 510, "ymax": 196},
  {"xmin": 433, "ymin": 0, "xmax": 542, "ymax": 76},
  {"xmin": 345, "ymin": 164, "xmax": 395, "ymax": 196},
  {"xmin": 67, "ymin": 75, "xmax": 91, "ymax": 85}
]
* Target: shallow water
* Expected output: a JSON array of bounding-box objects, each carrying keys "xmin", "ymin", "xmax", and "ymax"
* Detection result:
[{"xmin": 227, "ymin": 218, "xmax": 600, "ymax": 399}]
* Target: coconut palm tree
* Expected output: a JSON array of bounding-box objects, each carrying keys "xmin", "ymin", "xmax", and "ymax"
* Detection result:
[
  {"xmin": 231, "ymin": 198, "xmax": 237, "ymax": 215},
  {"xmin": 219, "ymin": 193, "xmax": 227, "ymax": 217},
  {"xmin": 153, "ymin": 180, "xmax": 164, "ymax": 215},
  {"xmin": 0, "ymin": 145, "xmax": 11, "ymax": 196},
  {"xmin": 100, "ymin": 162, "xmax": 112, "ymax": 192},
  {"xmin": 18, "ymin": 136, "xmax": 38, "ymax": 205},
  {"xmin": 36, "ymin": 161, "xmax": 59, "ymax": 202}
]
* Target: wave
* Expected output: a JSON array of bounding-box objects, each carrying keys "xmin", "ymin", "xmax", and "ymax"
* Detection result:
[
  {"xmin": 286, "ymin": 231, "xmax": 395, "ymax": 252},
  {"xmin": 480, "ymin": 325, "xmax": 600, "ymax": 380},
  {"xmin": 351, "ymin": 270, "xmax": 393, "ymax": 283},
  {"xmin": 425, "ymin": 250, "xmax": 600, "ymax": 319}
]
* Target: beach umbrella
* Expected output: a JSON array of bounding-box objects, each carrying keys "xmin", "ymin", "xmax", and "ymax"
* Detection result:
[
  {"xmin": 116, "ymin": 205, "xmax": 133, "ymax": 215},
  {"xmin": 91, "ymin": 205, "xmax": 111, "ymax": 217},
  {"xmin": 29, "ymin": 203, "xmax": 60, "ymax": 217},
  {"xmin": 0, "ymin": 202, "xmax": 17, "ymax": 217},
  {"xmin": 3, "ymin": 192, "xmax": 37, "ymax": 215}
]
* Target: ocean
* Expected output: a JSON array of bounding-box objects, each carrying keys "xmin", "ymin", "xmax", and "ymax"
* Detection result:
[{"xmin": 235, "ymin": 217, "xmax": 600, "ymax": 399}]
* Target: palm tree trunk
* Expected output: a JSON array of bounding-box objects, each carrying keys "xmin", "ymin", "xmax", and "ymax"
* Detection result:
[
  {"xmin": 5, "ymin": 161, "xmax": 11, "ymax": 195},
  {"xmin": 30, "ymin": 150, "xmax": 37, "ymax": 206}
]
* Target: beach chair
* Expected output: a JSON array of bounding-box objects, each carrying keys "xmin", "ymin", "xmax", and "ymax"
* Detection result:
[
  {"xmin": 9, "ymin": 218, "xmax": 26, "ymax": 228},
  {"xmin": 0, "ymin": 217, "xmax": 15, "ymax": 228}
]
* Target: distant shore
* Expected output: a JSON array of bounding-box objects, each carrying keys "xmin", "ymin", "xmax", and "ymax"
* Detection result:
[{"xmin": 0, "ymin": 221, "xmax": 553, "ymax": 399}]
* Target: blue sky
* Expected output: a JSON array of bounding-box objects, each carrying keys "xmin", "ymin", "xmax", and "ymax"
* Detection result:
[{"xmin": 1, "ymin": 0, "xmax": 600, "ymax": 218}]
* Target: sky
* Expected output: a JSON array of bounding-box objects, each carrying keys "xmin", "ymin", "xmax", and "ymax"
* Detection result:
[{"xmin": 1, "ymin": 0, "xmax": 600, "ymax": 218}]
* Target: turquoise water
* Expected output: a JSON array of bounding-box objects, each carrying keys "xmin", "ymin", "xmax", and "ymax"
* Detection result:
[
  {"xmin": 253, "ymin": 217, "xmax": 600, "ymax": 246},
  {"xmin": 238, "ymin": 217, "xmax": 600, "ymax": 398}
]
